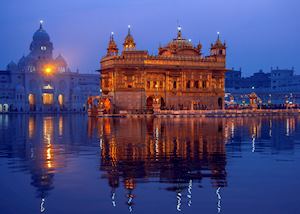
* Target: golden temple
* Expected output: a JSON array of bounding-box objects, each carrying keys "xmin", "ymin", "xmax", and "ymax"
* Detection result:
[{"xmin": 94, "ymin": 26, "xmax": 227, "ymax": 114}]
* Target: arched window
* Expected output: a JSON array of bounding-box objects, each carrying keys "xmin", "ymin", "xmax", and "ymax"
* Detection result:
[
  {"xmin": 28, "ymin": 66, "xmax": 35, "ymax": 72},
  {"xmin": 194, "ymin": 80, "xmax": 199, "ymax": 89},
  {"xmin": 58, "ymin": 94, "xmax": 64, "ymax": 107},
  {"xmin": 28, "ymin": 94, "xmax": 36, "ymax": 111},
  {"xmin": 3, "ymin": 104, "xmax": 9, "ymax": 112},
  {"xmin": 186, "ymin": 80, "xmax": 191, "ymax": 89},
  {"xmin": 43, "ymin": 93, "xmax": 54, "ymax": 105},
  {"xmin": 173, "ymin": 81, "xmax": 177, "ymax": 89}
]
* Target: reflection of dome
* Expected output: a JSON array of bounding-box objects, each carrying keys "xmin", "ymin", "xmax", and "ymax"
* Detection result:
[
  {"xmin": 159, "ymin": 27, "xmax": 201, "ymax": 56},
  {"xmin": 33, "ymin": 23, "xmax": 50, "ymax": 42}
]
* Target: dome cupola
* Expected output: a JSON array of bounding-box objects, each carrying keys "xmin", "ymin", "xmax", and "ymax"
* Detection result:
[
  {"xmin": 107, "ymin": 32, "xmax": 119, "ymax": 56},
  {"xmin": 33, "ymin": 21, "xmax": 50, "ymax": 42},
  {"xmin": 210, "ymin": 32, "xmax": 226, "ymax": 56},
  {"xmin": 158, "ymin": 26, "xmax": 201, "ymax": 56},
  {"xmin": 123, "ymin": 25, "xmax": 136, "ymax": 51},
  {"xmin": 29, "ymin": 20, "xmax": 54, "ymax": 60}
]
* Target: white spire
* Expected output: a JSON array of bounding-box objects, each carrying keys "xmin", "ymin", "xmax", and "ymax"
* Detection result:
[{"xmin": 39, "ymin": 20, "xmax": 44, "ymax": 29}]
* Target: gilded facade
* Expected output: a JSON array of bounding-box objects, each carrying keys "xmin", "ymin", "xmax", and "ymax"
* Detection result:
[{"xmin": 100, "ymin": 27, "xmax": 227, "ymax": 113}]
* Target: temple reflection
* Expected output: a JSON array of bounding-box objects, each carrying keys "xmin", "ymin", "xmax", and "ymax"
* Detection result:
[
  {"xmin": 85, "ymin": 116, "xmax": 300, "ymax": 211},
  {"xmin": 92, "ymin": 118, "xmax": 228, "ymax": 211},
  {"xmin": 0, "ymin": 115, "xmax": 300, "ymax": 213}
]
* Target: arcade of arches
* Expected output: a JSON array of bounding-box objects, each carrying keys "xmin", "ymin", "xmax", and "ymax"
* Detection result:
[{"xmin": 26, "ymin": 93, "xmax": 65, "ymax": 111}]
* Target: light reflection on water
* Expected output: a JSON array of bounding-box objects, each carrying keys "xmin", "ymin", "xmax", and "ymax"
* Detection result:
[{"xmin": 0, "ymin": 115, "xmax": 300, "ymax": 214}]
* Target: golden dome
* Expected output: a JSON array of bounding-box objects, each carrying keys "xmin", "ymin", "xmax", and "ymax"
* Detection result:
[{"xmin": 158, "ymin": 27, "xmax": 200, "ymax": 56}]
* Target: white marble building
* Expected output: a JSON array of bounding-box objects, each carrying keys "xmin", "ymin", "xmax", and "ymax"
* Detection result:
[{"xmin": 0, "ymin": 22, "xmax": 100, "ymax": 113}]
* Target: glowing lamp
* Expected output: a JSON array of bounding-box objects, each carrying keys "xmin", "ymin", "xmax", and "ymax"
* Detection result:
[{"xmin": 45, "ymin": 67, "xmax": 52, "ymax": 74}]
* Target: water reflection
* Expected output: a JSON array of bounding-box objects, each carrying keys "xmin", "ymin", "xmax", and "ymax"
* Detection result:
[
  {"xmin": 94, "ymin": 118, "xmax": 228, "ymax": 211},
  {"xmin": 0, "ymin": 115, "xmax": 300, "ymax": 213}
]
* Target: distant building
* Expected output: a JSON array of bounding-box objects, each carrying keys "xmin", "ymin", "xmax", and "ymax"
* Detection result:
[
  {"xmin": 0, "ymin": 22, "xmax": 99, "ymax": 113},
  {"xmin": 270, "ymin": 67, "xmax": 300, "ymax": 90},
  {"xmin": 225, "ymin": 67, "xmax": 299, "ymax": 104},
  {"xmin": 226, "ymin": 69, "xmax": 270, "ymax": 89},
  {"xmin": 99, "ymin": 27, "xmax": 227, "ymax": 113}
]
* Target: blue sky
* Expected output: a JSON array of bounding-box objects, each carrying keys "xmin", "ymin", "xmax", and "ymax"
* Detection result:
[{"xmin": 0, "ymin": 0, "xmax": 299, "ymax": 76}]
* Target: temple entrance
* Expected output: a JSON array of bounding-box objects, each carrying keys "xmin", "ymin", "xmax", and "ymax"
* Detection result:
[
  {"xmin": 146, "ymin": 97, "xmax": 154, "ymax": 109},
  {"xmin": 28, "ymin": 94, "xmax": 36, "ymax": 111},
  {"xmin": 218, "ymin": 97, "xmax": 223, "ymax": 109}
]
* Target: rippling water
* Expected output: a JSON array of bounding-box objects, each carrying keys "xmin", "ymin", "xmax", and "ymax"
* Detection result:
[{"xmin": 0, "ymin": 115, "xmax": 300, "ymax": 214}]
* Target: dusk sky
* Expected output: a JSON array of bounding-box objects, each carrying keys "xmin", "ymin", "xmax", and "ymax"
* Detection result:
[{"xmin": 0, "ymin": 0, "xmax": 299, "ymax": 76}]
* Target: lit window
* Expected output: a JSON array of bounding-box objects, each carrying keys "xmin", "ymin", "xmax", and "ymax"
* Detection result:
[
  {"xmin": 43, "ymin": 93, "xmax": 54, "ymax": 105},
  {"xmin": 58, "ymin": 94, "xmax": 64, "ymax": 107},
  {"xmin": 41, "ymin": 46, "xmax": 47, "ymax": 51},
  {"xmin": 28, "ymin": 66, "xmax": 35, "ymax": 72}
]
